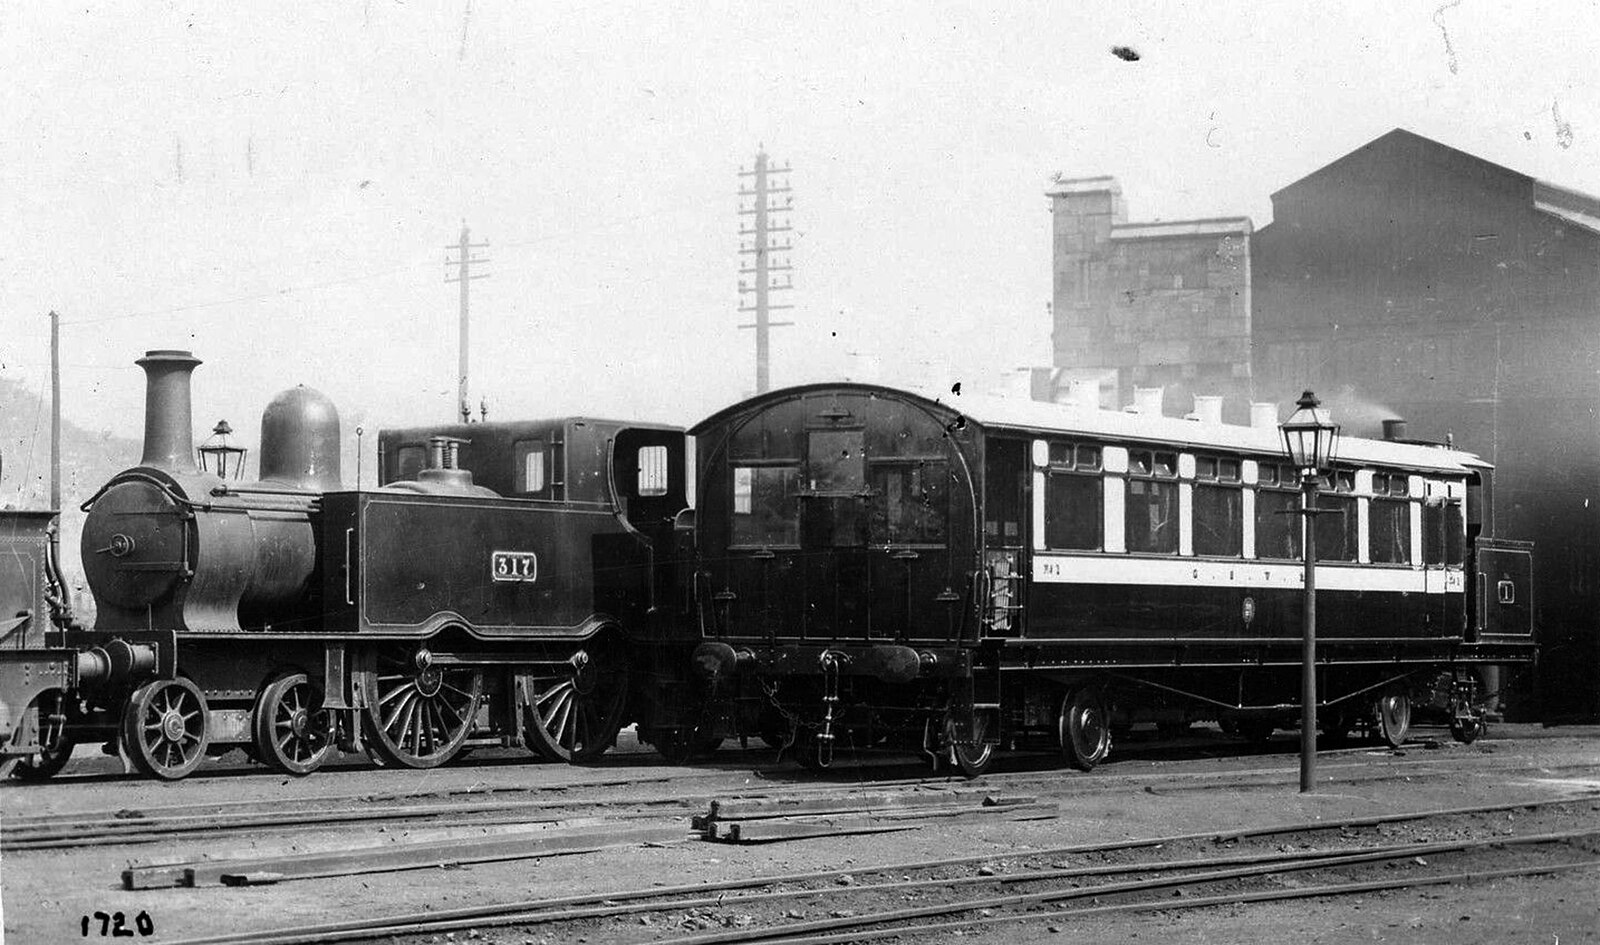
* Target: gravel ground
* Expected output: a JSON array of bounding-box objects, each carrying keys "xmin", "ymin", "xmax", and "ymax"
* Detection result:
[{"xmin": 2, "ymin": 723, "xmax": 1597, "ymax": 944}]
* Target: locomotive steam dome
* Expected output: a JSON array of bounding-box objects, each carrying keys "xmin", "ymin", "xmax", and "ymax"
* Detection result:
[{"xmin": 260, "ymin": 385, "xmax": 341, "ymax": 490}]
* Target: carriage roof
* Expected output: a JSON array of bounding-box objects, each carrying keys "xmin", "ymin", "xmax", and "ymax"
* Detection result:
[{"xmin": 690, "ymin": 382, "xmax": 1486, "ymax": 476}]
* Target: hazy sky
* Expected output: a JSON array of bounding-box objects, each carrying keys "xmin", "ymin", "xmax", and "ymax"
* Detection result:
[{"xmin": 3, "ymin": 2, "xmax": 1596, "ymax": 494}]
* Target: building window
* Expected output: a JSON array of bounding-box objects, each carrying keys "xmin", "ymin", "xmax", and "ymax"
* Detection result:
[
  {"xmin": 1369, "ymin": 473, "xmax": 1411, "ymax": 564},
  {"xmin": 1255, "ymin": 463, "xmax": 1302, "ymax": 560},
  {"xmin": 1045, "ymin": 441, "xmax": 1102, "ymax": 551},
  {"xmin": 869, "ymin": 461, "xmax": 948, "ymax": 545},
  {"xmin": 1126, "ymin": 449, "xmax": 1179, "ymax": 554},
  {"xmin": 1193, "ymin": 454, "xmax": 1243, "ymax": 557},
  {"xmin": 637, "ymin": 445, "xmax": 669, "ymax": 496},
  {"xmin": 732, "ymin": 466, "xmax": 800, "ymax": 546}
]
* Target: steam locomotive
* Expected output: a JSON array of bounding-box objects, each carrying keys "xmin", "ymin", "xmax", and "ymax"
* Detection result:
[
  {"xmin": 0, "ymin": 355, "xmax": 1537, "ymax": 781},
  {"xmin": 2, "ymin": 350, "xmax": 700, "ymax": 779}
]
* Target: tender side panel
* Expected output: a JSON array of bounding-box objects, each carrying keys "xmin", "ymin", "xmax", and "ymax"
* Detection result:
[{"xmin": 321, "ymin": 492, "xmax": 645, "ymax": 637}]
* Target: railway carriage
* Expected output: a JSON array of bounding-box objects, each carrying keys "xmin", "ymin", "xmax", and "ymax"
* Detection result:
[{"xmin": 685, "ymin": 383, "xmax": 1536, "ymax": 774}]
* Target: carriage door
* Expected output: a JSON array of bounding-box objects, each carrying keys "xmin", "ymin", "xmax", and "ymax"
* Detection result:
[
  {"xmin": 802, "ymin": 428, "xmax": 870, "ymax": 640},
  {"xmin": 982, "ymin": 439, "xmax": 1027, "ymax": 637}
]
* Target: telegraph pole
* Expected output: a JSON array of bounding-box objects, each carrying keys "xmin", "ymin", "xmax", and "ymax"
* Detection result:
[
  {"xmin": 445, "ymin": 222, "xmax": 490, "ymax": 423},
  {"xmin": 738, "ymin": 147, "xmax": 794, "ymax": 393}
]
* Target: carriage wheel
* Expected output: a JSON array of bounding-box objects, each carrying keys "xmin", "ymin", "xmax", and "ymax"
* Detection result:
[
  {"xmin": 1059, "ymin": 687, "xmax": 1111, "ymax": 771},
  {"xmin": 1375, "ymin": 688, "xmax": 1412, "ymax": 748},
  {"xmin": 252, "ymin": 672, "xmax": 336, "ymax": 776},
  {"xmin": 122, "ymin": 678, "xmax": 211, "ymax": 780},
  {"xmin": 946, "ymin": 709, "xmax": 995, "ymax": 778},
  {"xmin": 360, "ymin": 650, "xmax": 482, "ymax": 769},
  {"xmin": 1449, "ymin": 715, "xmax": 1485, "ymax": 744},
  {"xmin": 521, "ymin": 646, "xmax": 629, "ymax": 763}
]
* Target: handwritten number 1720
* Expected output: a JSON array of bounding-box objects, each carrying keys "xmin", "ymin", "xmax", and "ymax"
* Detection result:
[{"xmin": 80, "ymin": 911, "xmax": 154, "ymax": 937}]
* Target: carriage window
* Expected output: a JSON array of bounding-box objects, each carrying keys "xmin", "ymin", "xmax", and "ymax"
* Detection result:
[
  {"xmin": 808, "ymin": 430, "xmax": 865, "ymax": 494},
  {"xmin": 1370, "ymin": 473, "xmax": 1411, "ymax": 564},
  {"xmin": 1315, "ymin": 470, "xmax": 1358, "ymax": 562},
  {"xmin": 516, "ymin": 440, "xmax": 547, "ymax": 493},
  {"xmin": 395, "ymin": 445, "xmax": 426, "ymax": 483},
  {"xmin": 869, "ymin": 462, "xmax": 948, "ymax": 545},
  {"xmin": 732, "ymin": 466, "xmax": 800, "ymax": 546},
  {"xmin": 637, "ymin": 445, "xmax": 669, "ymax": 496},
  {"xmin": 1126, "ymin": 450, "xmax": 1179, "ymax": 555},
  {"xmin": 1193, "ymin": 454, "xmax": 1243, "ymax": 557},
  {"xmin": 1255, "ymin": 463, "xmax": 1301, "ymax": 560},
  {"xmin": 1046, "ymin": 440, "xmax": 1102, "ymax": 550},
  {"xmin": 1046, "ymin": 473, "xmax": 1101, "ymax": 550},
  {"xmin": 1423, "ymin": 498, "xmax": 1465, "ymax": 566}
]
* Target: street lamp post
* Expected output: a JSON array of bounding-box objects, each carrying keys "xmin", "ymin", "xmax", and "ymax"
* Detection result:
[{"xmin": 1280, "ymin": 391, "xmax": 1340, "ymax": 794}]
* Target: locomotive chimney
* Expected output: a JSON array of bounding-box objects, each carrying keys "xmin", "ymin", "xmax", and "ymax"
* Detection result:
[
  {"xmin": 135, "ymin": 349, "xmax": 202, "ymax": 472},
  {"xmin": 1382, "ymin": 418, "xmax": 1408, "ymax": 442}
]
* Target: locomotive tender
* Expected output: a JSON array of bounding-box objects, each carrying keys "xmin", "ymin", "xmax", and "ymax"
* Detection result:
[
  {"xmin": 0, "ymin": 359, "xmax": 1536, "ymax": 781},
  {"xmin": 685, "ymin": 383, "xmax": 1536, "ymax": 774}
]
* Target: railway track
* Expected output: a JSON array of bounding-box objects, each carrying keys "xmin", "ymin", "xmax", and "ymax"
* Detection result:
[
  {"xmin": 153, "ymin": 794, "xmax": 1600, "ymax": 945},
  {"xmin": 7, "ymin": 752, "xmax": 1596, "ymax": 851}
]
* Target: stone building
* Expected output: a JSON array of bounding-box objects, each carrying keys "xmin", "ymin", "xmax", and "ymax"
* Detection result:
[{"xmin": 1047, "ymin": 176, "xmax": 1253, "ymax": 418}]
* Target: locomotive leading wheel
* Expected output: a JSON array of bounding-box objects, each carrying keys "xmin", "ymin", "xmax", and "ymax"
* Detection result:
[
  {"xmin": 253, "ymin": 672, "xmax": 336, "ymax": 776},
  {"xmin": 521, "ymin": 645, "xmax": 629, "ymax": 763},
  {"xmin": 360, "ymin": 650, "xmax": 483, "ymax": 769},
  {"xmin": 1059, "ymin": 687, "xmax": 1111, "ymax": 771},
  {"xmin": 1375, "ymin": 688, "xmax": 1412, "ymax": 748},
  {"xmin": 122, "ymin": 677, "xmax": 211, "ymax": 781}
]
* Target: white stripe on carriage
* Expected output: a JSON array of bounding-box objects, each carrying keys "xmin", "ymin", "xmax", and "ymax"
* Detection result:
[{"xmin": 1029, "ymin": 554, "xmax": 1450, "ymax": 594}]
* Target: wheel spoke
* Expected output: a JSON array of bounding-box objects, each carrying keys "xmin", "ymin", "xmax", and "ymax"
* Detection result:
[{"xmin": 382, "ymin": 690, "xmax": 415, "ymax": 736}]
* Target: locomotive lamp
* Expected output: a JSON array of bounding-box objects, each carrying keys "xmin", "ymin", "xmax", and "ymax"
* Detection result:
[
  {"xmin": 1280, "ymin": 391, "xmax": 1341, "ymax": 794},
  {"xmin": 198, "ymin": 420, "xmax": 248, "ymax": 480}
]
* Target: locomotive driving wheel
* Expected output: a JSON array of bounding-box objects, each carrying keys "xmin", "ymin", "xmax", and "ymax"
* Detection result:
[
  {"xmin": 359, "ymin": 648, "xmax": 483, "ymax": 769},
  {"xmin": 521, "ymin": 644, "xmax": 629, "ymax": 763},
  {"xmin": 121, "ymin": 677, "xmax": 211, "ymax": 781},
  {"xmin": 252, "ymin": 672, "xmax": 336, "ymax": 776},
  {"xmin": 1059, "ymin": 686, "xmax": 1111, "ymax": 771}
]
